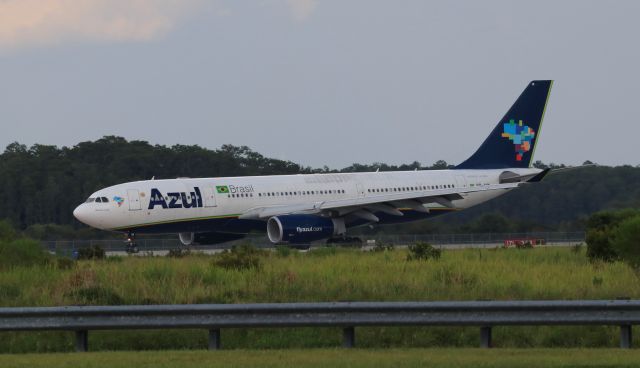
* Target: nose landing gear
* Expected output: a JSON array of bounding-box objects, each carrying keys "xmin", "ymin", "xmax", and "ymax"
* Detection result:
[{"xmin": 125, "ymin": 232, "xmax": 139, "ymax": 253}]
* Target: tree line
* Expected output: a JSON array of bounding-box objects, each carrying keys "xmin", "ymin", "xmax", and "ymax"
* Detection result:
[{"xmin": 0, "ymin": 136, "xmax": 638, "ymax": 237}]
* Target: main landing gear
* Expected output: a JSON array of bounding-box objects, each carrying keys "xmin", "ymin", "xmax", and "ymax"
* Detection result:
[
  {"xmin": 326, "ymin": 236, "xmax": 363, "ymax": 247},
  {"xmin": 125, "ymin": 231, "xmax": 139, "ymax": 253}
]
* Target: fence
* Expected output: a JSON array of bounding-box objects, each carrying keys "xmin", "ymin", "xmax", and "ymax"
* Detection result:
[
  {"xmin": 43, "ymin": 232, "xmax": 586, "ymax": 255},
  {"xmin": 0, "ymin": 300, "xmax": 636, "ymax": 352}
]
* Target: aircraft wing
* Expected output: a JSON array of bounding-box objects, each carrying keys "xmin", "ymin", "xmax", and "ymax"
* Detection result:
[{"xmin": 239, "ymin": 182, "xmax": 521, "ymax": 222}]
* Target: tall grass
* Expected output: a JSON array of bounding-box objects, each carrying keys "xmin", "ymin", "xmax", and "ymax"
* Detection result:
[{"xmin": 1, "ymin": 246, "xmax": 639, "ymax": 351}]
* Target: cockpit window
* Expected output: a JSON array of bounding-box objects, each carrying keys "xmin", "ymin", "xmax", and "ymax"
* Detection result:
[
  {"xmin": 101, "ymin": 197, "xmax": 109, "ymax": 203},
  {"xmin": 85, "ymin": 198, "xmax": 95, "ymax": 203},
  {"xmin": 96, "ymin": 197, "xmax": 102, "ymax": 203}
]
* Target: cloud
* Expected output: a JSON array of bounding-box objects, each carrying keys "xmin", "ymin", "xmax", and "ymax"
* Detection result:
[
  {"xmin": 286, "ymin": 0, "xmax": 318, "ymax": 22},
  {"xmin": 0, "ymin": 0, "xmax": 205, "ymax": 49}
]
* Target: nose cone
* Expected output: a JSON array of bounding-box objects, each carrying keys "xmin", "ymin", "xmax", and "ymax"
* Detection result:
[
  {"xmin": 73, "ymin": 203, "xmax": 105, "ymax": 229},
  {"xmin": 73, "ymin": 204, "xmax": 88, "ymax": 225}
]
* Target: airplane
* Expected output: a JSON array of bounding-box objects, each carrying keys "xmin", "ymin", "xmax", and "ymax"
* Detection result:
[{"xmin": 74, "ymin": 80, "xmax": 553, "ymax": 251}]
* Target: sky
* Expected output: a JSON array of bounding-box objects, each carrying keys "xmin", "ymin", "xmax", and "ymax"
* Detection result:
[{"xmin": 0, "ymin": 0, "xmax": 638, "ymax": 169}]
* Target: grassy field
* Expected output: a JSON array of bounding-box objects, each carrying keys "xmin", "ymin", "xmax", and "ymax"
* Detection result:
[
  {"xmin": 1, "ymin": 246, "xmax": 640, "ymax": 352},
  {"xmin": 1, "ymin": 349, "xmax": 640, "ymax": 368}
]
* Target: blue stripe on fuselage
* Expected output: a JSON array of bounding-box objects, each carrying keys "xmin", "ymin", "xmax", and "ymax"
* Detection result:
[{"xmin": 116, "ymin": 208, "xmax": 457, "ymax": 235}]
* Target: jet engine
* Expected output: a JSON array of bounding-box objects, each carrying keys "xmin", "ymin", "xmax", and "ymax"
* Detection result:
[{"xmin": 267, "ymin": 215, "xmax": 345, "ymax": 244}]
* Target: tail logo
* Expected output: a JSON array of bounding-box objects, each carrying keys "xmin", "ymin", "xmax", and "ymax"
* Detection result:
[{"xmin": 501, "ymin": 119, "xmax": 536, "ymax": 161}]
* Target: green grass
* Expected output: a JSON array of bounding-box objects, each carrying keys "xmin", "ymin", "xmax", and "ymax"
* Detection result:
[
  {"xmin": 1, "ymin": 349, "xmax": 640, "ymax": 368},
  {"xmin": 1, "ymin": 246, "xmax": 639, "ymax": 352},
  {"xmin": 2, "ymin": 246, "xmax": 637, "ymax": 306}
]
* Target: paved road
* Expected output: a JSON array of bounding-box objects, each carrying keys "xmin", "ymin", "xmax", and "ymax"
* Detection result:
[{"xmin": 103, "ymin": 240, "xmax": 583, "ymax": 257}]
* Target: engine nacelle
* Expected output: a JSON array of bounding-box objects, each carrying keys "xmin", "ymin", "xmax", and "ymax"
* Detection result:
[
  {"xmin": 267, "ymin": 215, "xmax": 345, "ymax": 244},
  {"xmin": 179, "ymin": 232, "xmax": 246, "ymax": 246},
  {"xmin": 178, "ymin": 232, "xmax": 194, "ymax": 246}
]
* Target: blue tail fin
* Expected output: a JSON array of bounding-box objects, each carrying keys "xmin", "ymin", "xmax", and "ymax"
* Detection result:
[{"xmin": 456, "ymin": 80, "xmax": 553, "ymax": 169}]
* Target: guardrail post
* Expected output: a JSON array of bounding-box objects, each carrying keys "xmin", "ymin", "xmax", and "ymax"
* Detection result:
[
  {"xmin": 75, "ymin": 330, "xmax": 88, "ymax": 352},
  {"xmin": 620, "ymin": 325, "xmax": 632, "ymax": 349},
  {"xmin": 480, "ymin": 326, "xmax": 492, "ymax": 348},
  {"xmin": 208, "ymin": 329, "xmax": 221, "ymax": 350},
  {"xmin": 343, "ymin": 326, "xmax": 355, "ymax": 348}
]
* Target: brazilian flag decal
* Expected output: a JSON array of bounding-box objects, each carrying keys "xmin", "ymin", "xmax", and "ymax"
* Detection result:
[{"xmin": 216, "ymin": 185, "xmax": 229, "ymax": 194}]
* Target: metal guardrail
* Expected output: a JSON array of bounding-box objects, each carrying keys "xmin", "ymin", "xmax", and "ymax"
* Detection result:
[
  {"xmin": 43, "ymin": 232, "xmax": 586, "ymax": 255},
  {"xmin": 0, "ymin": 300, "xmax": 635, "ymax": 352}
]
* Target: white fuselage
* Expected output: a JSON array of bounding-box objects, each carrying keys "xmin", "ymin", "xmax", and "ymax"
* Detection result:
[{"xmin": 73, "ymin": 168, "xmax": 540, "ymax": 234}]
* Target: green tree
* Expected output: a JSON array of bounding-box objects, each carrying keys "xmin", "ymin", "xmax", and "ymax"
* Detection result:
[
  {"xmin": 0, "ymin": 219, "xmax": 17, "ymax": 242},
  {"xmin": 611, "ymin": 215, "xmax": 640, "ymax": 269},
  {"xmin": 467, "ymin": 213, "xmax": 513, "ymax": 233},
  {"xmin": 585, "ymin": 209, "xmax": 640, "ymax": 262}
]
